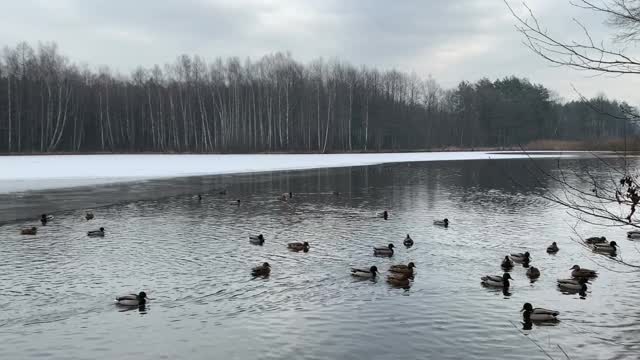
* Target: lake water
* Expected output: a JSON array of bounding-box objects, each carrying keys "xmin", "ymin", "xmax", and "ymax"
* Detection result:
[{"xmin": 1, "ymin": 157, "xmax": 639, "ymax": 360}]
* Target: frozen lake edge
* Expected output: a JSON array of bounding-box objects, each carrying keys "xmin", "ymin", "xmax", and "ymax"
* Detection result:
[{"xmin": 0, "ymin": 151, "xmax": 584, "ymax": 194}]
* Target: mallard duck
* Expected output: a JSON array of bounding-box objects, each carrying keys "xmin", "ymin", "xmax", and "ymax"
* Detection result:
[
  {"xmin": 386, "ymin": 274, "xmax": 411, "ymax": 287},
  {"xmin": 116, "ymin": 291, "xmax": 149, "ymax": 306},
  {"xmin": 403, "ymin": 234, "xmax": 414, "ymax": 247},
  {"xmin": 389, "ymin": 262, "xmax": 415, "ymax": 275},
  {"xmin": 249, "ymin": 234, "xmax": 265, "ymax": 245},
  {"xmin": 351, "ymin": 266, "xmax": 379, "ymax": 278},
  {"xmin": 230, "ymin": 199, "xmax": 241, "ymax": 205},
  {"xmin": 288, "ymin": 241, "xmax": 309, "ymax": 252},
  {"xmin": 510, "ymin": 252, "xmax": 530, "ymax": 263},
  {"xmin": 87, "ymin": 227, "xmax": 105, "ymax": 237},
  {"xmin": 251, "ymin": 262, "xmax": 271, "ymax": 277},
  {"xmin": 21, "ymin": 227, "xmax": 37, "ymax": 235},
  {"xmin": 501, "ymin": 256, "xmax": 514, "ymax": 269},
  {"xmin": 373, "ymin": 243, "xmax": 394, "ymax": 257},
  {"xmin": 557, "ymin": 278, "xmax": 588, "ymax": 292},
  {"xmin": 526, "ymin": 266, "xmax": 541, "ymax": 279},
  {"xmin": 546, "ymin": 242, "xmax": 559, "ymax": 254},
  {"xmin": 434, "ymin": 218, "xmax": 449, "ymax": 227},
  {"xmin": 376, "ymin": 211, "xmax": 389, "ymax": 220},
  {"xmin": 481, "ymin": 273, "xmax": 513, "ymax": 288},
  {"xmin": 585, "ymin": 236, "xmax": 607, "ymax": 244},
  {"xmin": 592, "ymin": 241, "xmax": 618, "ymax": 254},
  {"xmin": 627, "ymin": 230, "xmax": 640, "ymax": 239},
  {"xmin": 521, "ymin": 303, "xmax": 559, "ymax": 322},
  {"xmin": 570, "ymin": 265, "xmax": 597, "ymax": 278},
  {"xmin": 85, "ymin": 212, "xmax": 95, "ymax": 221}
]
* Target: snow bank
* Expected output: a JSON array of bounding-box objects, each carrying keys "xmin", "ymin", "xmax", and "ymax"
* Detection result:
[{"xmin": 0, "ymin": 151, "xmax": 576, "ymax": 193}]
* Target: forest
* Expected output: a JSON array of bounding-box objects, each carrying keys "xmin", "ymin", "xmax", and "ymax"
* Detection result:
[{"xmin": 0, "ymin": 42, "xmax": 637, "ymax": 153}]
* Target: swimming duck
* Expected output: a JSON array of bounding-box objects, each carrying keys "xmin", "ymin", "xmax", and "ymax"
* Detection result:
[
  {"xmin": 546, "ymin": 242, "xmax": 559, "ymax": 254},
  {"xmin": 585, "ymin": 236, "xmax": 607, "ymax": 244},
  {"xmin": 521, "ymin": 303, "xmax": 559, "ymax": 322},
  {"xmin": 230, "ymin": 199, "xmax": 241, "ymax": 205},
  {"xmin": 627, "ymin": 230, "xmax": 640, "ymax": 239},
  {"xmin": 510, "ymin": 252, "xmax": 530, "ymax": 263},
  {"xmin": 376, "ymin": 211, "xmax": 389, "ymax": 220},
  {"xmin": 557, "ymin": 278, "xmax": 588, "ymax": 292},
  {"xmin": 85, "ymin": 212, "xmax": 95, "ymax": 221},
  {"xmin": 251, "ymin": 262, "xmax": 271, "ymax": 277},
  {"xmin": 526, "ymin": 266, "xmax": 541, "ymax": 279},
  {"xmin": 386, "ymin": 274, "xmax": 411, "ymax": 287},
  {"xmin": 21, "ymin": 227, "xmax": 37, "ymax": 235},
  {"xmin": 481, "ymin": 273, "xmax": 513, "ymax": 288},
  {"xmin": 40, "ymin": 214, "xmax": 48, "ymax": 226},
  {"xmin": 389, "ymin": 262, "xmax": 415, "ymax": 275},
  {"xmin": 288, "ymin": 241, "xmax": 310, "ymax": 252},
  {"xmin": 87, "ymin": 227, "xmax": 105, "ymax": 237},
  {"xmin": 197, "ymin": 194, "xmax": 202, "ymax": 201},
  {"xmin": 116, "ymin": 291, "xmax": 149, "ymax": 306},
  {"xmin": 592, "ymin": 241, "xmax": 618, "ymax": 254},
  {"xmin": 278, "ymin": 193, "xmax": 289, "ymax": 201},
  {"xmin": 249, "ymin": 234, "xmax": 265, "ymax": 245},
  {"xmin": 434, "ymin": 218, "xmax": 449, "ymax": 227},
  {"xmin": 351, "ymin": 266, "xmax": 379, "ymax": 279},
  {"xmin": 501, "ymin": 256, "xmax": 514, "ymax": 270},
  {"xmin": 570, "ymin": 265, "xmax": 597, "ymax": 278},
  {"xmin": 403, "ymin": 234, "xmax": 414, "ymax": 247},
  {"xmin": 373, "ymin": 243, "xmax": 395, "ymax": 257}
]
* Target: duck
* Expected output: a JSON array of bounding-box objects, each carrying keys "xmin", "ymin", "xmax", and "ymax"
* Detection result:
[
  {"xmin": 526, "ymin": 266, "xmax": 541, "ymax": 279},
  {"xmin": 351, "ymin": 266, "xmax": 379, "ymax": 279},
  {"xmin": 627, "ymin": 230, "xmax": 640, "ymax": 239},
  {"xmin": 557, "ymin": 278, "xmax": 588, "ymax": 292},
  {"xmin": 376, "ymin": 211, "xmax": 389, "ymax": 220},
  {"xmin": 403, "ymin": 234, "xmax": 414, "ymax": 247},
  {"xmin": 592, "ymin": 241, "xmax": 618, "ymax": 254},
  {"xmin": 434, "ymin": 218, "xmax": 449, "ymax": 227},
  {"xmin": 521, "ymin": 303, "xmax": 559, "ymax": 322},
  {"xmin": 116, "ymin": 291, "xmax": 150, "ymax": 306},
  {"xmin": 386, "ymin": 273, "xmax": 411, "ymax": 287},
  {"xmin": 249, "ymin": 234, "xmax": 265, "ymax": 245},
  {"xmin": 21, "ymin": 227, "xmax": 37, "ymax": 235},
  {"xmin": 85, "ymin": 212, "xmax": 95, "ymax": 221},
  {"xmin": 585, "ymin": 236, "xmax": 607, "ymax": 244},
  {"xmin": 251, "ymin": 262, "xmax": 271, "ymax": 277},
  {"xmin": 481, "ymin": 273, "xmax": 513, "ymax": 289},
  {"xmin": 389, "ymin": 262, "xmax": 415, "ymax": 275},
  {"xmin": 510, "ymin": 252, "xmax": 530, "ymax": 263},
  {"xmin": 40, "ymin": 214, "xmax": 49, "ymax": 226},
  {"xmin": 278, "ymin": 193, "xmax": 289, "ymax": 201},
  {"xmin": 570, "ymin": 265, "xmax": 597, "ymax": 278},
  {"xmin": 197, "ymin": 194, "xmax": 202, "ymax": 201},
  {"xmin": 230, "ymin": 199, "xmax": 241, "ymax": 205},
  {"xmin": 373, "ymin": 243, "xmax": 395, "ymax": 257},
  {"xmin": 87, "ymin": 227, "xmax": 105, "ymax": 237},
  {"xmin": 501, "ymin": 256, "xmax": 514, "ymax": 270},
  {"xmin": 546, "ymin": 242, "xmax": 559, "ymax": 254},
  {"xmin": 288, "ymin": 241, "xmax": 310, "ymax": 252}
]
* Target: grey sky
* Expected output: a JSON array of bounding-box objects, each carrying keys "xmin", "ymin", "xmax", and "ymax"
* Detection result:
[{"xmin": 2, "ymin": 0, "xmax": 639, "ymax": 103}]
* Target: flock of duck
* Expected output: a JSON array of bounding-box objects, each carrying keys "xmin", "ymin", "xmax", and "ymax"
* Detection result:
[
  {"xmin": 481, "ymin": 232, "xmax": 635, "ymax": 324},
  {"xmin": 16, "ymin": 191, "xmax": 637, "ymax": 320}
]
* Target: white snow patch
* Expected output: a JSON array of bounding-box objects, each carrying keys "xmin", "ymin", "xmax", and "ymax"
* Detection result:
[{"xmin": 0, "ymin": 152, "xmax": 576, "ymax": 193}]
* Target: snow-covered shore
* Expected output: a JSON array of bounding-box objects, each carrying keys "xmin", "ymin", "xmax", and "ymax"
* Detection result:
[{"xmin": 0, "ymin": 152, "xmax": 577, "ymax": 193}]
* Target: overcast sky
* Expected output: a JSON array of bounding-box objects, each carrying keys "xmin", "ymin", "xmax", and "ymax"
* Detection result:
[{"xmin": 2, "ymin": 0, "xmax": 640, "ymax": 103}]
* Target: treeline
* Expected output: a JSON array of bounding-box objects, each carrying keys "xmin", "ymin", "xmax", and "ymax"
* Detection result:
[{"xmin": 0, "ymin": 42, "xmax": 637, "ymax": 153}]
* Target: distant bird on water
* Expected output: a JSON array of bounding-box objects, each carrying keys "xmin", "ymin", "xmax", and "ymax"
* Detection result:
[
  {"xmin": 546, "ymin": 242, "xmax": 559, "ymax": 254},
  {"xmin": 373, "ymin": 243, "xmax": 395, "ymax": 257},
  {"xmin": 21, "ymin": 227, "xmax": 37, "ymax": 235},
  {"xmin": 252, "ymin": 262, "xmax": 271, "ymax": 277},
  {"xmin": 433, "ymin": 218, "xmax": 449, "ymax": 227},
  {"xmin": 85, "ymin": 212, "xmax": 95, "ymax": 221},
  {"xmin": 116, "ymin": 291, "xmax": 150, "ymax": 306},
  {"xmin": 88, "ymin": 227, "xmax": 105, "ymax": 237}
]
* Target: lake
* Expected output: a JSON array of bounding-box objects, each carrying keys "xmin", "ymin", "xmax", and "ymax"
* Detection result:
[{"xmin": 1, "ymin": 157, "xmax": 639, "ymax": 359}]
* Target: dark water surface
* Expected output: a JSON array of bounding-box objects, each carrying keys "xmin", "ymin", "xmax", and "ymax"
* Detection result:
[{"xmin": 1, "ymin": 159, "xmax": 640, "ymax": 359}]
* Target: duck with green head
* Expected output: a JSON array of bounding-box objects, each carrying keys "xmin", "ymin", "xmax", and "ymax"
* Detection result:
[
  {"xmin": 351, "ymin": 266, "xmax": 379, "ymax": 279},
  {"xmin": 116, "ymin": 291, "xmax": 150, "ymax": 306},
  {"xmin": 481, "ymin": 273, "xmax": 513, "ymax": 289},
  {"xmin": 521, "ymin": 303, "xmax": 559, "ymax": 322}
]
